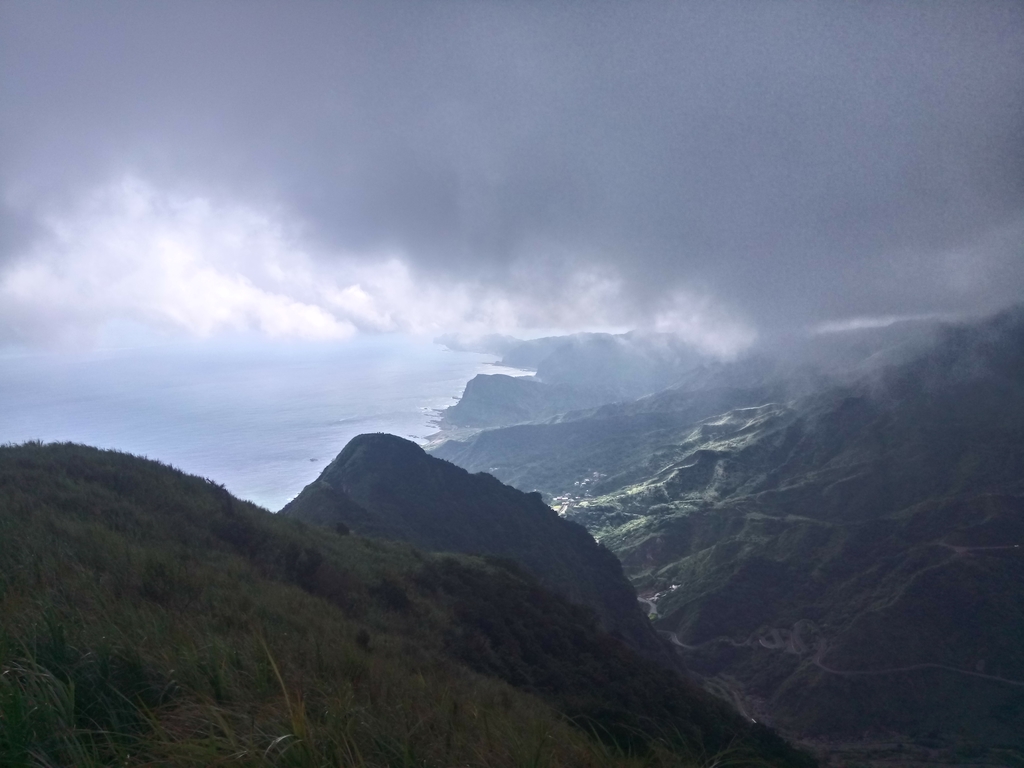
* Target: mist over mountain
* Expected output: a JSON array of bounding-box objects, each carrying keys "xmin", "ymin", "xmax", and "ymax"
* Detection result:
[
  {"xmin": 432, "ymin": 307, "xmax": 1024, "ymax": 762},
  {"xmin": 433, "ymin": 315, "xmax": 953, "ymax": 459},
  {"xmin": 438, "ymin": 331, "xmax": 711, "ymax": 430},
  {"xmin": 3, "ymin": 3, "xmax": 1024, "ymax": 765}
]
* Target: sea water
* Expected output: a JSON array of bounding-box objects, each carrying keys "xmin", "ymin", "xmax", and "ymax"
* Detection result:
[{"xmin": 0, "ymin": 335, "xmax": 520, "ymax": 510}]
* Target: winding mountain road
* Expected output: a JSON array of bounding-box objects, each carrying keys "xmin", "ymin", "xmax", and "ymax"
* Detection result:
[
  {"xmin": 939, "ymin": 542, "xmax": 1021, "ymax": 556},
  {"xmin": 811, "ymin": 638, "xmax": 1024, "ymax": 687},
  {"xmin": 659, "ymin": 627, "xmax": 1024, "ymax": 688},
  {"xmin": 659, "ymin": 629, "xmax": 748, "ymax": 651}
]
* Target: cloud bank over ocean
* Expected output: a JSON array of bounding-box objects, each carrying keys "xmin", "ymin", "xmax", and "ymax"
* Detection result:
[{"xmin": 2, "ymin": 1, "xmax": 1022, "ymax": 353}]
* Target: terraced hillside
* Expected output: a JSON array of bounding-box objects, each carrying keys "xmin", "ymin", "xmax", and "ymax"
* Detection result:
[{"xmin": 435, "ymin": 308, "xmax": 1024, "ymax": 763}]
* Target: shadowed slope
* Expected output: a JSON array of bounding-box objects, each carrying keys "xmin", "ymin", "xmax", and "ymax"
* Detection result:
[
  {"xmin": 282, "ymin": 434, "xmax": 677, "ymax": 670},
  {"xmin": 433, "ymin": 307, "xmax": 1024, "ymax": 762},
  {"xmin": 0, "ymin": 441, "xmax": 814, "ymax": 767}
]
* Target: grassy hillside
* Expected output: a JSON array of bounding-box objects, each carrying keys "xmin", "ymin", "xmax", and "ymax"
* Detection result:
[
  {"xmin": 282, "ymin": 434, "xmax": 675, "ymax": 669},
  {"xmin": 0, "ymin": 442, "xmax": 809, "ymax": 768}
]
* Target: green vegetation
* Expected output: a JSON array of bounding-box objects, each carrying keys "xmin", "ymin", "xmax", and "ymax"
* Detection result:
[
  {"xmin": 432, "ymin": 308, "xmax": 1024, "ymax": 762},
  {"xmin": 431, "ymin": 384, "xmax": 779, "ymax": 500},
  {"xmin": 283, "ymin": 434, "xmax": 674, "ymax": 669},
  {"xmin": 0, "ymin": 441, "xmax": 809, "ymax": 767},
  {"xmin": 498, "ymin": 333, "xmax": 705, "ymax": 400}
]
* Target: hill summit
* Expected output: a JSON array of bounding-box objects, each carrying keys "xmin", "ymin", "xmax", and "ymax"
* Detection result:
[{"xmin": 282, "ymin": 433, "xmax": 674, "ymax": 667}]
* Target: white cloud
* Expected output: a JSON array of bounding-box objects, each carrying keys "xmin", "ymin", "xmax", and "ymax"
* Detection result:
[
  {"xmin": 0, "ymin": 176, "xmax": 757, "ymax": 357},
  {"xmin": 0, "ymin": 176, "xmax": 546, "ymax": 345},
  {"xmin": 652, "ymin": 292, "xmax": 756, "ymax": 358},
  {"xmin": 1, "ymin": 178, "xmax": 356, "ymax": 344},
  {"xmin": 812, "ymin": 313, "xmax": 947, "ymax": 335}
]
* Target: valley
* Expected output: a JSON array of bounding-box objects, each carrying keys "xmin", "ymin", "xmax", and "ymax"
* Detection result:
[
  {"xmin": 3, "ymin": 309, "xmax": 1022, "ymax": 766},
  {"xmin": 6, "ymin": 5, "xmax": 1022, "ymax": 765},
  {"xmin": 432, "ymin": 308, "xmax": 1024, "ymax": 764}
]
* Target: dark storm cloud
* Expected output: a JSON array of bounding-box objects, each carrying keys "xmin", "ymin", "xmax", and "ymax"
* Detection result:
[{"xmin": 1, "ymin": 0, "xmax": 1023, "ymax": 342}]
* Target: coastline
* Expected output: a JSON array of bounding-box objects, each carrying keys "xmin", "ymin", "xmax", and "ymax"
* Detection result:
[
  {"xmin": 0, "ymin": 336, "xmax": 517, "ymax": 511},
  {"xmin": 421, "ymin": 360, "xmax": 537, "ymax": 449}
]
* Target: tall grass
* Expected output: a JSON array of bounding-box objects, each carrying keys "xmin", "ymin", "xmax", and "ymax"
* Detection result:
[
  {"xmin": 1, "ymin": 627, "xmax": 687, "ymax": 768},
  {"xmin": 0, "ymin": 442, "xmax": 799, "ymax": 767}
]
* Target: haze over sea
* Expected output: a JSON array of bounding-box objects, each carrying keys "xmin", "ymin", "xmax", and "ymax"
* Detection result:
[{"xmin": 0, "ymin": 335, "xmax": 519, "ymax": 510}]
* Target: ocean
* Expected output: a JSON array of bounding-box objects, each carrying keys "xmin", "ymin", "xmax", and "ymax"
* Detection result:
[{"xmin": 0, "ymin": 335, "xmax": 519, "ymax": 510}]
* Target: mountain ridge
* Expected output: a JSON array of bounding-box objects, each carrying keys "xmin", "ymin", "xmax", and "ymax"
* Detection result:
[
  {"xmin": 0, "ymin": 440, "xmax": 812, "ymax": 767},
  {"xmin": 282, "ymin": 433, "xmax": 678, "ymax": 670},
  {"xmin": 429, "ymin": 307, "xmax": 1024, "ymax": 762}
]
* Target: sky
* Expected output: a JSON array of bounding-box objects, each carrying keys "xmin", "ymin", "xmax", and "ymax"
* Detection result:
[{"xmin": 2, "ymin": 1, "xmax": 1023, "ymax": 357}]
